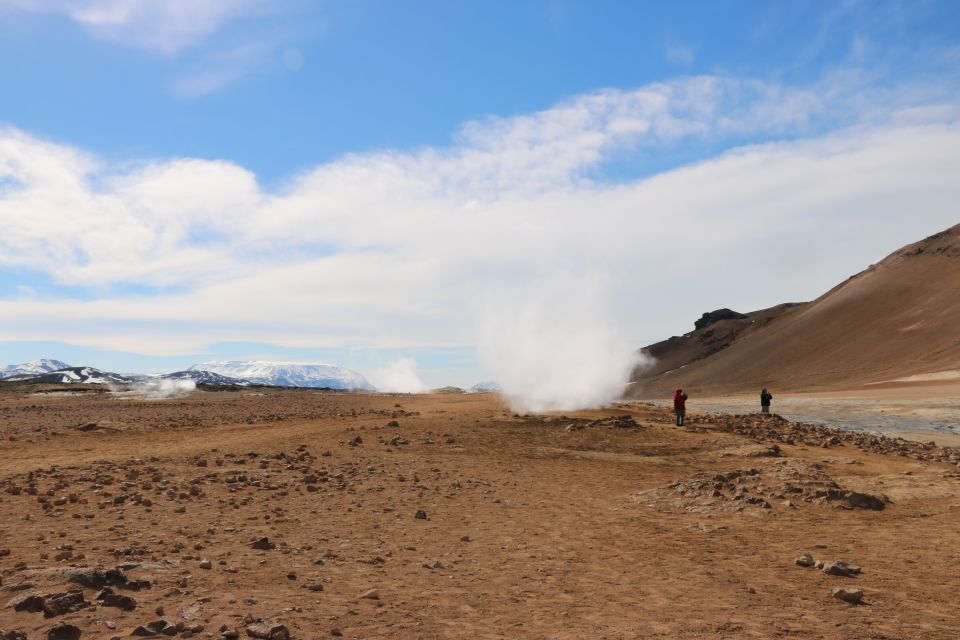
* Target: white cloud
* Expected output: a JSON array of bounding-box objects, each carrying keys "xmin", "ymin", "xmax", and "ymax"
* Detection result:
[
  {"xmin": 4, "ymin": 0, "xmax": 273, "ymax": 54},
  {"xmin": 1, "ymin": 74, "xmax": 959, "ymax": 404}
]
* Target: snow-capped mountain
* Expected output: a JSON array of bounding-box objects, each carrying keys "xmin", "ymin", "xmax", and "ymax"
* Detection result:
[
  {"xmin": 4, "ymin": 366, "xmax": 131, "ymax": 385},
  {"xmin": 188, "ymin": 361, "xmax": 374, "ymax": 390},
  {"xmin": 469, "ymin": 381, "xmax": 502, "ymax": 393},
  {"xmin": 0, "ymin": 359, "xmax": 71, "ymax": 379},
  {"xmin": 160, "ymin": 370, "xmax": 251, "ymax": 386}
]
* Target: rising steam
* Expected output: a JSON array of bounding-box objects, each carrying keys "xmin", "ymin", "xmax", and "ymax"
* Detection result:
[
  {"xmin": 477, "ymin": 277, "xmax": 652, "ymax": 412},
  {"xmin": 368, "ymin": 357, "xmax": 426, "ymax": 393},
  {"xmin": 110, "ymin": 378, "xmax": 197, "ymax": 399}
]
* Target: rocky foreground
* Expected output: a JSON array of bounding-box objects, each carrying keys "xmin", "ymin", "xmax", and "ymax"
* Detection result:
[{"xmin": 1, "ymin": 387, "xmax": 959, "ymax": 639}]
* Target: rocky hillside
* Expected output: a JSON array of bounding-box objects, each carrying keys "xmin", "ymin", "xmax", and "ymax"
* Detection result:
[{"xmin": 630, "ymin": 223, "xmax": 960, "ymax": 396}]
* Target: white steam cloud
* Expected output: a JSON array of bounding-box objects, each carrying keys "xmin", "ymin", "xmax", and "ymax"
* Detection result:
[
  {"xmin": 111, "ymin": 378, "xmax": 197, "ymax": 399},
  {"xmin": 368, "ymin": 358, "xmax": 426, "ymax": 393},
  {"xmin": 477, "ymin": 276, "xmax": 652, "ymax": 413}
]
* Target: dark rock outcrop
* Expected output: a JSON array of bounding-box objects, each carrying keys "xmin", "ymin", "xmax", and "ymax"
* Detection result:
[{"xmin": 694, "ymin": 308, "xmax": 748, "ymax": 331}]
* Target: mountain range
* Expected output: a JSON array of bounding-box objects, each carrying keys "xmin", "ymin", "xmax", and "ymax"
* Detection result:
[
  {"xmin": 629, "ymin": 223, "xmax": 960, "ymax": 397},
  {"xmin": 2, "ymin": 365, "xmax": 130, "ymax": 385},
  {"xmin": 0, "ymin": 358, "xmax": 70, "ymax": 379},
  {"xmin": 0, "ymin": 360, "xmax": 375, "ymax": 390},
  {"xmin": 188, "ymin": 361, "xmax": 375, "ymax": 390}
]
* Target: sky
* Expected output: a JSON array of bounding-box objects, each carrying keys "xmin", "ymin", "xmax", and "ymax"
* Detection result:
[{"xmin": 1, "ymin": 0, "xmax": 959, "ymax": 391}]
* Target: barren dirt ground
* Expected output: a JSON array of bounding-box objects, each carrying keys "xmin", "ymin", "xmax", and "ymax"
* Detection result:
[{"xmin": 1, "ymin": 386, "xmax": 960, "ymax": 639}]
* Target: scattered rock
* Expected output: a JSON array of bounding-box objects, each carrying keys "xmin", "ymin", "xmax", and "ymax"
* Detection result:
[
  {"xmin": 6, "ymin": 592, "xmax": 45, "ymax": 612},
  {"xmin": 47, "ymin": 622, "xmax": 81, "ymax": 640},
  {"xmin": 360, "ymin": 588, "xmax": 380, "ymax": 600},
  {"xmin": 64, "ymin": 566, "xmax": 147, "ymax": 591},
  {"xmin": 244, "ymin": 621, "xmax": 290, "ymax": 640},
  {"xmin": 43, "ymin": 590, "xmax": 88, "ymax": 617},
  {"xmin": 831, "ymin": 586, "xmax": 864, "ymax": 604},
  {"xmin": 95, "ymin": 587, "xmax": 137, "ymax": 611},
  {"xmin": 250, "ymin": 537, "xmax": 276, "ymax": 551},
  {"xmin": 414, "ymin": 510, "xmax": 428, "ymax": 520},
  {"xmin": 822, "ymin": 560, "xmax": 862, "ymax": 577},
  {"xmin": 634, "ymin": 460, "xmax": 888, "ymax": 514},
  {"xmin": 840, "ymin": 491, "xmax": 888, "ymax": 511},
  {"xmin": 794, "ymin": 553, "xmax": 815, "ymax": 567}
]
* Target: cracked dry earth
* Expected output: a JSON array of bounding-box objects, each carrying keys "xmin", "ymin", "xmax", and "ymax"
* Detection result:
[{"xmin": 1, "ymin": 387, "xmax": 960, "ymax": 639}]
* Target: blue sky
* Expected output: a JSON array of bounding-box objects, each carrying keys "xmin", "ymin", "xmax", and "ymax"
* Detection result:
[
  {"xmin": 4, "ymin": 1, "xmax": 957, "ymax": 183},
  {"xmin": 1, "ymin": 1, "xmax": 959, "ymax": 391}
]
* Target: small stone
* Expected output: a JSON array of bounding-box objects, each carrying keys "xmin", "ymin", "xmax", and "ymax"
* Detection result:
[
  {"xmin": 250, "ymin": 537, "xmax": 275, "ymax": 551},
  {"xmin": 822, "ymin": 560, "xmax": 861, "ymax": 577},
  {"xmin": 831, "ymin": 587, "xmax": 864, "ymax": 604},
  {"xmin": 43, "ymin": 591, "xmax": 88, "ymax": 617},
  {"xmin": 146, "ymin": 620, "xmax": 172, "ymax": 634},
  {"xmin": 199, "ymin": 559, "xmax": 212, "ymax": 570},
  {"xmin": 95, "ymin": 587, "xmax": 137, "ymax": 611},
  {"xmin": 7, "ymin": 592, "xmax": 45, "ymax": 612},
  {"xmin": 244, "ymin": 621, "xmax": 290, "ymax": 639},
  {"xmin": 794, "ymin": 553, "xmax": 815, "ymax": 568},
  {"xmin": 47, "ymin": 622, "xmax": 81, "ymax": 640},
  {"xmin": 414, "ymin": 510, "xmax": 428, "ymax": 520},
  {"xmin": 360, "ymin": 588, "xmax": 380, "ymax": 600},
  {"xmin": 131, "ymin": 625, "xmax": 157, "ymax": 637}
]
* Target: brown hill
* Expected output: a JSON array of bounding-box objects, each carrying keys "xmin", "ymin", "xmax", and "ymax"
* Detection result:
[{"xmin": 629, "ymin": 223, "xmax": 960, "ymax": 397}]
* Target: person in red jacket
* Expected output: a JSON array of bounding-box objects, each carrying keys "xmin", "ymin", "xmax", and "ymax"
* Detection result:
[{"xmin": 673, "ymin": 388, "xmax": 688, "ymax": 426}]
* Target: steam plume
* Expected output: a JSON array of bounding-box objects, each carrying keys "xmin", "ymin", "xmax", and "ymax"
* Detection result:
[
  {"xmin": 477, "ymin": 276, "xmax": 651, "ymax": 412},
  {"xmin": 111, "ymin": 378, "xmax": 197, "ymax": 399},
  {"xmin": 369, "ymin": 357, "xmax": 426, "ymax": 393}
]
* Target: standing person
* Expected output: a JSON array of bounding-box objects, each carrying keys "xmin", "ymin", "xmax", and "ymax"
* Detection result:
[
  {"xmin": 760, "ymin": 387, "xmax": 773, "ymax": 414},
  {"xmin": 673, "ymin": 388, "xmax": 688, "ymax": 426}
]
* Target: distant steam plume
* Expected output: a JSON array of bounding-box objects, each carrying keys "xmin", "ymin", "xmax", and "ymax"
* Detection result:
[
  {"xmin": 368, "ymin": 357, "xmax": 426, "ymax": 393},
  {"xmin": 111, "ymin": 378, "xmax": 197, "ymax": 399},
  {"xmin": 477, "ymin": 276, "xmax": 651, "ymax": 412}
]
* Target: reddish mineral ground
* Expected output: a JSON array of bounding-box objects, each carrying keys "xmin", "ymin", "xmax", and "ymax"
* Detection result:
[{"xmin": 2, "ymin": 387, "xmax": 959, "ymax": 639}]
